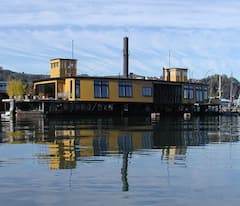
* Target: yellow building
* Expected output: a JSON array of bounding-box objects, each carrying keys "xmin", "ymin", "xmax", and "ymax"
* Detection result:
[
  {"xmin": 34, "ymin": 59, "xmax": 154, "ymax": 104},
  {"xmin": 163, "ymin": 67, "xmax": 188, "ymax": 82},
  {"xmin": 32, "ymin": 58, "xmax": 209, "ymax": 115}
]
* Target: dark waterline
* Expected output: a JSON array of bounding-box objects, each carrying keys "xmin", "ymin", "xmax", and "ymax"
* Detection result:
[{"xmin": 0, "ymin": 115, "xmax": 240, "ymax": 206}]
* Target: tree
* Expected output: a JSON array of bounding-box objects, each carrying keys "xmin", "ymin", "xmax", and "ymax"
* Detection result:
[{"xmin": 6, "ymin": 79, "xmax": 26, "ymax": 98}]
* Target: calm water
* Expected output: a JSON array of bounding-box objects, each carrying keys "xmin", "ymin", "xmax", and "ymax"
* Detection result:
[{"xmin": 1, "ymin": 115, "xmax": 240, "ymax": 206}]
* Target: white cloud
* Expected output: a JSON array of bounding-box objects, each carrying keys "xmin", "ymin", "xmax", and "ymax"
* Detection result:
[
  {"xmin": 1, "ymin": 0, "xmax": 240, "ymax": 29},
  {"xmin": 1, "ymin": 0, "xmax": 240, "ymax": 79}
]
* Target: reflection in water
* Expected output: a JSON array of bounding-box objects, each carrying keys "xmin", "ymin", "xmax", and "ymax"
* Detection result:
[
  {"xmin": 1, "ymin": 115, "xmax": 240, "ymax": 205},
  {"xmin": 1, "ymin": 116, "xmax": 240, "ymax": 170},
  {"xmin": 121, "ymin": 152, "xmax": 129, "ymax": 192},
  {"xmin": 0, "ymin": 117, "xmax": 239, "ymax": 169}
]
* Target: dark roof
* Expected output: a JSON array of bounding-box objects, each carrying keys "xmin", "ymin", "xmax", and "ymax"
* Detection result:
[
  {"xmin": 50, "ymin": 58, "xmax": 77, "ymax": 61},
  {"xmin": 33, "ymin": 75, "xmax": 207, "ymax": 86},
  {"xmin": 164, "ymin": 67, "xmax": 188, "ymax": 70}
]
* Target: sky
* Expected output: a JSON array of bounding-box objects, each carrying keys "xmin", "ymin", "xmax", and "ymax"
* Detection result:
[{"xmin": 1, "ymin": 0, "xmax": 240, "ymax": 79}]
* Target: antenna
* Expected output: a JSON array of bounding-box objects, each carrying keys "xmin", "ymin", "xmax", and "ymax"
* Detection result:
[
  {"xmin": 168, "ymin": 49, "xmax": 171, "ymax": 68},
  {"xmin": 72, "ymin": 40, "xmax": 74, "ymax": 59}
]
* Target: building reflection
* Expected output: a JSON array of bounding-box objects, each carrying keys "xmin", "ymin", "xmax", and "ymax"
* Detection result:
[
  {"xmin": 121, "ymin": 152, "xmax": 129, "ymax": 192},
  {"xmin": 48, "ymin": 139, "xmax": 76, "ymax": 170},
  {"xmin": 1, "ymin": 116, "xmax": 240, "ymax": 191},
  {"xmin": 1, "ymin": 116, "xmax": 240, "ymax": 170}
]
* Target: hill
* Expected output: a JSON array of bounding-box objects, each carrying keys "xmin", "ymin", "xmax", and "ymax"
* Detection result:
[
  {"xmin": 200, "ymin": 74, "xmax": 240, "ymax": 99},
  {"xmin": 0, "ymin": 66, "xmax": 49, "ymax": 83}
]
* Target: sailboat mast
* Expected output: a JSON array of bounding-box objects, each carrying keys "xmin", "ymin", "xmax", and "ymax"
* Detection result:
[
  {"xmin": 218, "ymin": 75, "xmax": 222, "ymax": 99},
  {"xmin": 230, "ymin": 74, "xmax": 233, "ymax": 104}
]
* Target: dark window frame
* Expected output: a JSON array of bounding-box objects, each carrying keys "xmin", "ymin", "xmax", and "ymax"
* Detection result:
[
  {"xmin": 119, "ymin": 81, "xmax": 132, "ymax": 97},
  {"xmin": 75, "ymin": 79, "xmax": 80, "ymax": 98},
  {"xmin": 94, "ymin": 80, "xmax": 109, "ymax": 98},
  {"xmin": 142, "ymin": 87, "xmax": 152, "ymax": 97}
]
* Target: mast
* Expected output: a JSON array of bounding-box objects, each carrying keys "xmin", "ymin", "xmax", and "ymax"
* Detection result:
[
  {"xmin": 168, "ymin": 49, "xmax": 171, "ymax": 68},
  {"xmin": 218, "ymin": 75, "xmax": 222, "ymax": 99},
  {"xmin": 230, "ymin": 74, "xmax": 233, "ymax": 105}
]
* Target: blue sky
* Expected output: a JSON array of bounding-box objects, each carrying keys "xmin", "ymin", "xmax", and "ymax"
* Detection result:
[{"xmin": 1, "ymin": 0, "xmax": 240, "ymax": 79}]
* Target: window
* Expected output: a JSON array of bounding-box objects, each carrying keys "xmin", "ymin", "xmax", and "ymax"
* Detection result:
[
  {"xmin": 203, "ymin": 86, "xmax": 208, "ymax": 100},
  {"xmin": 119, "ymin": 81, "xmax": 132, "ymax": 97},
  {"xmin": 94, "ymin": 80, "xmax": 109, "ymax": 98},
  {"xmin": 195, "ymin": 86, "xmax": 203, "ymax": 102},
  {"xmin": 189, "ymin": 85, "xmax": 193, "ymax": 99},
  {"xmin": 142, "ymin": 87, "xmax": 152, "ymax": 96},
  {"xmin": 75, "ymin": 79, "xmax": 80, "ymax": 98},
  {"xmin": 184, "ymin": 85, "xmax": 188, "ymax": 99},
  {"xmin": 184, "ymin": 84, "xmax": 194, "ymax": 99}
]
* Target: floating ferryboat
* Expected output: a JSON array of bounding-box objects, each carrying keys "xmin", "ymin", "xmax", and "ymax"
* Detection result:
[{"xmin": 2, "ymin": 37, "xmax": 219, "ymax": 117}]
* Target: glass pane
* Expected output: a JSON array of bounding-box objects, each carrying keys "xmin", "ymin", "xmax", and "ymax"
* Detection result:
[
  {"xmin": 119, "ymin": 86, "xmax": 125, "ymax": 96},
  {"xmin": 94, "ymin": 85, "xmax": 101, "ymax": 97},
  {"xmin": 102, "ymin": 86, "xmax": 109, "ymax": 98},
  {"xmin": 126, "ymin": 87, "xmax": 132, "ymax": 97},
  {"xmin": 75, "ymin": 80, "xmax": 80, "ymax": 98}
]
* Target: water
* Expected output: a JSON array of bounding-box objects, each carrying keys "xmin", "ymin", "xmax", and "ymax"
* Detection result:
[{"xmin": 1, "ymin": 115, "xmax": 240, "ymax": 206}]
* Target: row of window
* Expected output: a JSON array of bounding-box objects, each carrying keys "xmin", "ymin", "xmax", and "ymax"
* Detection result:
[
  {"xmin": 74, "ymin": 80, "xmax": 208, "ymax": 100},
  {"xmin": 51, "ymin": 62, "xmax": 76, "ymax": 69},
  {"xmin": 51, "ymin": 62, "xmax": 59, "ymax": 69},
  {"xmin": 75, "ymin": 80, "xmax": 152, "ymax": 98},
  {"xmin": 184, "ymin": 85, "xmax": 208, "ymax": 101}
]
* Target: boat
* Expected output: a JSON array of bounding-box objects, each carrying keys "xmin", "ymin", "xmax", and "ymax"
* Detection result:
[{"xmin": 220, "ymin": 75, "xmax": 240, "ymax": 116}]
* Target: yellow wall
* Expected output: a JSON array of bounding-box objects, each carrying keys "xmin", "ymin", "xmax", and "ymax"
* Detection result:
[
  {"xmin": 77, "ymin": 78, "xmax": 153, "ymax": 103},
  {"xmin": 163, "ymin": 68, "xmax": 188, "ymax": 82},
  {"xmin": 33, "ymin": 77, "xmax": 208, "ymax": 105},
  {"xmin": 64, "ymin": 78, "xmax": 75, "ymax": 100},
  {"xmin": 50, "ymin": 59, "xmax": 77, "ymax": 78}
]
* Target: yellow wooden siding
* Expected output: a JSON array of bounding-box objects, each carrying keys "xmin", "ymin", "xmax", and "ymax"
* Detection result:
[
  {"xmin": 34, "ymin": 78, "xmax": 153, "ymax": 103},
  {"xmin": 50, "ymin": 59, "xmax": 77, "ymax": 78},
  {"xmin": 75, "ymin": 79, "xmax": 153, "ymax": 103},
  {"xmin": 163, "ymin": 68, "xmax": 188, "ymax": 82},
  {"xmin": 64, "ymin": 78, "xmax": 75, "ymax": 100},
  {"xmin": 79, "ymin": 79, "xmax": 95, "ymax": 101},
  {"xmin": 50, "ymin": 67, "xmax": 61, "ymax": 78}
]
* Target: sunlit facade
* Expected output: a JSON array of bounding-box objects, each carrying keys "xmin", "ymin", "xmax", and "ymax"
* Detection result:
[
  {"xmin": 33, "ymin": 58, "xmax": 209, "ymax": 115},
  {"xmin": 163, "ymin": 67, "xmax": 188, "ymax": 82}
]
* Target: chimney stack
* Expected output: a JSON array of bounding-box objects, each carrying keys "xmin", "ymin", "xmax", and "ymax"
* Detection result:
[{"xmin": 123, "ymin": 37, "xmax": 129, "ymax": 78}]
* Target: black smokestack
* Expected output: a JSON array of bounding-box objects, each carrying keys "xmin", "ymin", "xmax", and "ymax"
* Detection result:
[{"xmin": 123, "ymin": 37, "xmax": 129, "ymax": 78}]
